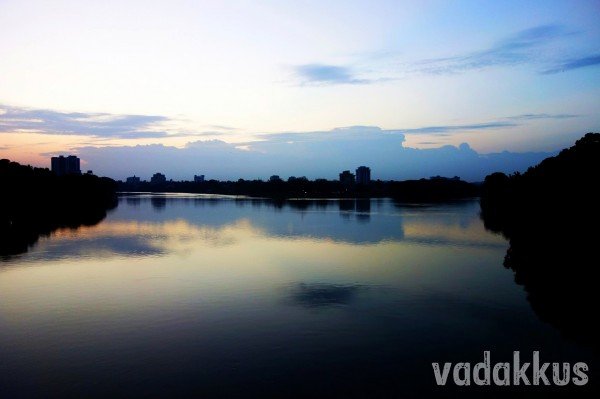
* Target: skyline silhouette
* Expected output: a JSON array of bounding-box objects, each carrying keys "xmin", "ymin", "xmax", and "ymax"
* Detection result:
[{"xmin": 34, "ymin": 128, "xmax": 556, "ymax": 182}]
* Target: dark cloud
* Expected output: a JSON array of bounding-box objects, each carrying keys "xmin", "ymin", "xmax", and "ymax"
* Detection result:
[
  {"xmin": 401, "ymin": 122, "xmax": 517, "ymax": 134},
  {"xmin": 397, "ymin": 114, "xmax": 580, "ymax": 135},
  {"xmin": 252, "ymin": 126, "xmax": 404, "ymax": 143},
  {"xmin": 0, "ymin": 105, "xmax": 170, "ymax": 138},
  {"xmin": 286, "ymin": 283, "xmax": 365, "ymax": 308},
  {"xmin": 0, "ymin": 105, "xmax": 231, "ymax": 140},
  {"xmin": 294, "ymin": 64, "xmax": 371, "ymax": 85},
  {"xmin": 542, "ymin": 54, "xmax": 600, "ymax": 74},
  {"xmin": 505, "ymin": 113, "xmax": 580, "ymax": 120}
]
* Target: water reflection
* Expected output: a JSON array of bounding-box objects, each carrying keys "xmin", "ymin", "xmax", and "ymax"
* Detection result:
[
  {"xmin": 481, "ymin": 206, "xmax": 600, "ymax": 351},
  {"xmin": 0, "ymin": 203, "xmax": 115, "ymax": 260},
  {"xmin": 287, "ymin": 283, "xmax": 366, "ymax": 308},
  {"xmin": 3, "ymin": 196, "xmax": 505, "ymax": 264},
  {"xmin": 1, "ymin": 195, "xmax": 597, "ymax": 397},
  {"xmin": 150, "ymin": 196, "xmax": 167, "ymax": 211}
]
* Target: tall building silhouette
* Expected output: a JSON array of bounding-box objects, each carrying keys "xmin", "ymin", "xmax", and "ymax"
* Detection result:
[
  {"xmin": 339, "ymin": 170, "xmax": 355, "ymax": 185},
  {"xmin": 356, "ymin": 166, "xmax": 371, "ymax": 184},
  {"xmin": 51, "ymin": 155, "xmax": 81, "ymax": 176},
  {"xmin": 151, "ymin": 173, "xmax": 167, "ymax": 184}
]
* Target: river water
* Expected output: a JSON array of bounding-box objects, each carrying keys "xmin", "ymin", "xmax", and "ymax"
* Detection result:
[{"xmin": 0, "ymin": 195, "xmax": 596, "ymax": 397}]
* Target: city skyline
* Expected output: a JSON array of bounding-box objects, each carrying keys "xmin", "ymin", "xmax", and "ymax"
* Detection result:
[{"xmin": 1, "ymin": 1, "xmax": 599, "ymax": 179}]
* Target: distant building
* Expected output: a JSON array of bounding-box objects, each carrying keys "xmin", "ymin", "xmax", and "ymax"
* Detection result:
[
  {"xmin": 51, "ymin": 155, "xmax": 81, "ymax": 176},
  {"xmin": 86, "ymin": 170, "xmax": 93, "ymax": 175},
  {"xmin": 269, "ymin": 175, "xmax": 282, "ymax": 182},
  {"xmin": 356, "ymin": 166, "xmax": 371, "ymax": 184},
  {"xmin": 194, "ymin": 174, "xmax": 205, "ymax": 183},
  {"xmin": 150, "ymin": 173, "xmax": 166, "ymax": 184},
  {"xmin": 339, "ymin": 170, "xmax": 355, "ymax": 185},
  {"xmin": 126, "ymin": 175, "xmax": 141, "ymax": 185}
]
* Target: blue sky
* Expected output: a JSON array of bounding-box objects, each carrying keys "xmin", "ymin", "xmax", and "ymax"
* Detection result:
[{"xmin": 0, "ymin": 0, "xmax": 599, "ymax": 180}]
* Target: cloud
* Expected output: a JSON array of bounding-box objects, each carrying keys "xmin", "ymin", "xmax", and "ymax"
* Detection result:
[
  {"xmin": 1, "ymin": 103, "xmax": 569, "ymax": 181},
  {"xmin": 77, "ymin": 126, "xmax": 552, "ymax": 182},
  {"xmin": 203, "ymin": 125, "xmax": 237, "ymax": 131},
  {"xmin": 252, "ymin": 126, "xmax": 403, "ymax": 143},
  {"xmin": 0, "ymin": 105, "xmax": 229, "ymax": 140},
  {"xmin": 401, "ymin": 122, "xmax": 517, "ymax": 134},
  {"xmin": 176, "ymin": 131, "xmax": 227, "ymax": 137},
  {"xmin": 0, "ymin": 105, "xmax": 171, "ymax": 139},
  {"xmin": 396, "ymin": 114, "xmax": 580, "ymax": 135},
  {"xmin": 414, "ymin": 24, "xmax": 577, "ymax": 74},
  {"xmin": 542, "ymin": 54, "xmax": 600, "ymax": 74},
  {"xmin": 505, "ymin": 113, "xmax": 580, "ymax": 120},
  {"xmin": 293, "ymin": 25, "xmax": 590, "ymax": 81},
  {"xmin": 293, "ymin": 64, "xmax": 371, "ymax": 85}
]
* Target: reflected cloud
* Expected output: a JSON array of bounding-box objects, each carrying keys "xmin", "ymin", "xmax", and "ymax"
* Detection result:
[
  {"xmin": 287, "ymin": 283, "xmax": 366, "ymax": 308},
  {"xmin": 114, "ymin": 196, "xmax": 400, "ymax": 244},
  {"xmin": 111, "ymin": 197, "xmax": 502, "ymax": 248},
  {"xmin": 12, "ymin": 218, "xmax": 254, "ymax": 263},
  {"xmin": 4, "ymin": 197, "xmax": 507, "ymax": 263}
]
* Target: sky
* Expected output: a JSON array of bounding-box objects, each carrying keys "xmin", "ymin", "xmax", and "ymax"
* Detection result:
[{"xmin": 1, "ymin": 0, "xmax": 599, "ymax": 181}]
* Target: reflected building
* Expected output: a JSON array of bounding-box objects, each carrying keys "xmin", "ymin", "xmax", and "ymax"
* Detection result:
[
  {"xmin": 339, "ymin": 199, "xmax": 355, "ymax": 219},
  {"xmin": 356, "ymin": 199, "xmax": 371, "ymax": 223},
  {"xmin": 151, "ymin": 197, "xmax": 167, "ymax": 210},
  {"xmin": 126, "ymin": 197, "xmax": 141, "ymax": 207},
  {"xmin": 51, "ymin": 155, "xmax": 81, "ymax": 176}
]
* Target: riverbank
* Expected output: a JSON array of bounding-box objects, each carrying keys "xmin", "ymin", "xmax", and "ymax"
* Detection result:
[
  {"xmin": 479, "ymin": 133, "xmax": 599, "ymax": 349},
  {"xmin": 118, "ymin": 176, "xmax": 480, "ymax": 201},
  {"xmin": 0, "ymin": 159, "xmax": 117, "ymax": 257}
]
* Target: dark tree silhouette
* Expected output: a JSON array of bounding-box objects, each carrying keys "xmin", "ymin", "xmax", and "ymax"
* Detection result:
[
  {"xmin": 480, "ymin": 133, "xmax": 600, "ymax": 349},
  {"xmin": 0, "ymin": 159, "xmax": 117, "ymax": 257},
  {"xmin": 119, "ymin": 175, "xmax": 479, "ymax": 201}
]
